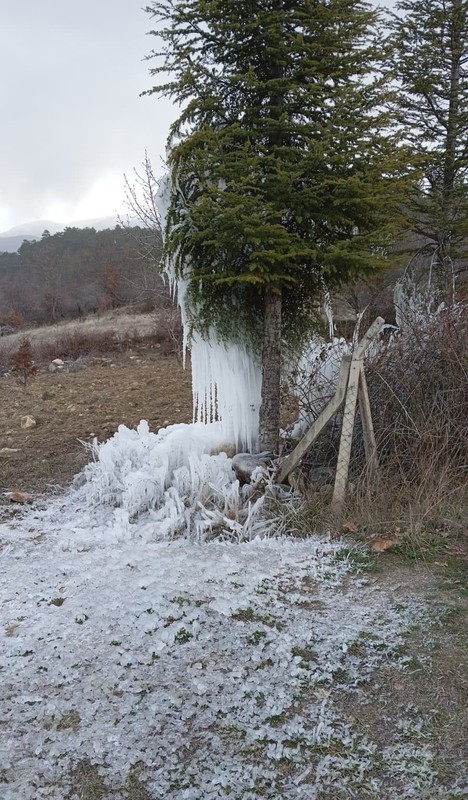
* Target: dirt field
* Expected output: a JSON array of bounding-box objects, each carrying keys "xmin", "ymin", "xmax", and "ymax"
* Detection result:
[{"xmin": 0, "ymin": 351, "xmax": 192, "ymax": 495}]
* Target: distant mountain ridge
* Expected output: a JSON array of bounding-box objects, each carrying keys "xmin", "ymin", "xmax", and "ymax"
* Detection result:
[
  {"xmin": 0, "ymin": 214, "xmax": 137, "ymax": 253},
  {"xmin": 0, "ymin": 235, "xmax": 37, "ymax": 253}
]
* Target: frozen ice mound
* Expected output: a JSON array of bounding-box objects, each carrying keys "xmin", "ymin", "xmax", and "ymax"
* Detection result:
[{"xmin": 78, "ymin": 420, "xmax": 275, "ymax": 540}]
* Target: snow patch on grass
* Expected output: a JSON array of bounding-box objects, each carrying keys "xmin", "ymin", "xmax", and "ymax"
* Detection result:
[{"xmin": 1, "ymin": 491, "xmax": 461, "ymax": 798}]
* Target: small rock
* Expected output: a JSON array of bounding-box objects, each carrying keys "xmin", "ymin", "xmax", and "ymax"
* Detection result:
[
  {"xmin": 232, "ymin": 453, "xmax": 267, "ymax": 485},
  {"xmin": 68, "ymin": 362, "xmax": 82, "ymax": 373},
  {"xmin": 0, "ymin": 447, "xmax": 20, "ymax": 455},
  {"xmin": 52, "ymin": 358, "xmax": 64, "ymax": 366},
  {"xmin": 255, "ymin": 451, "xmax": 275, "ymax": 463},
  {"xmin": 21, "ymin": 415, "xmax": 37, "ymax": 430},
  {"xmin": 48, "ymin": 363, "xmax": 57, "ymax": 372},
  {"xmin": 10, "ymin": 491, "xmax": 33, "ymax": 504},
  {"xmin": 210, "ymin": 443, "xmax": 237, "ymax": 458}
]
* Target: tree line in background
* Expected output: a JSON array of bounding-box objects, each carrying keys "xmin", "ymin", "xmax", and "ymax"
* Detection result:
[{"xmin": 0, "ymin": 224, "xmax": 167, "ymax": 328}]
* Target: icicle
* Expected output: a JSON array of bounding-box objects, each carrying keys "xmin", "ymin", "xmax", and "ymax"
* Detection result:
[
  {"xmin": 156, "ymin": 172, "xmax": 262, "ymax": 452},
  {"xmin": 323, "ymin": 289, "xmax": 334, "ymax": 340}
]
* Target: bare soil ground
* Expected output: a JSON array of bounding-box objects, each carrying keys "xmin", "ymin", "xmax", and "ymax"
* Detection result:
[{"xmin": 0, "ymin": 351, "xmax": 192, "ymax": 495}]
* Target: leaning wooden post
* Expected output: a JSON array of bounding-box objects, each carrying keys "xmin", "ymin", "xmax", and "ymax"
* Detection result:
[
  {"xmin": 276, "ymin": 355, "xmax": 351, "ymax": 485},
  {"xmin": 331, "ymin": 317, "xmax": 384, "ymax": 513},
  {"xmin": 331, "ymin": 355, "xmax": 362, "ymax": 512},
  {"xmin": 358, "ymin": 364, "xmax": 378, "ymax": 473}
]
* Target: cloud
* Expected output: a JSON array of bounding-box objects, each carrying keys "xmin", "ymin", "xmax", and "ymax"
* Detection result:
[
  {"xmin": 0, "ymin": 0, "xmax": 395, "ymax": 231},
  {"xmin": 0, "ymin": 0, "xmax": 175, "ymax": 230}
]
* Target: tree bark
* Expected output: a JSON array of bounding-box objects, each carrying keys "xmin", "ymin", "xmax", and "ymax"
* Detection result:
[
  {"xmin": 259, "ymin": 287, "xmax": 282, "ymax": 452},
  {"xmin": 438, "ymin": 0, "xmax": 463, "ymax": 295}
]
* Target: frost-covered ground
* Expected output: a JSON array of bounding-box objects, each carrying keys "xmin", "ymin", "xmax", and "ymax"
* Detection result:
[{"xmin": 1, "ymin": 424, "xmax": 467, "ymax": 799}]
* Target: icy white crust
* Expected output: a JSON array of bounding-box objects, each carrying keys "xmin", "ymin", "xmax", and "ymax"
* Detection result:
[{"xmin": 80, "ymin": 421, "xmax": 273, "ymax": 541}]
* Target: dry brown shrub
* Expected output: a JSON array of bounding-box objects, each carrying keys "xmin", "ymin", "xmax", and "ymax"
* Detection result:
[
  {"xmin": 345, "ymin": 304, "xmax": 468, "ymax": 542},
  {"xmin": 365, "ymin": 304, "xmax": 467, "ymax": 482},
  {"xmin": 36, "ymin": 330, "xmax": 120, "ymax": 361},
  {"xmin": 287, "ymin": 304, "xmax": 468, "ymax": 542},
  {"xmin": 4, "ymin": 310, "xmax": 24, "ymax": 329},
  {"xmin": 10, "ymin": 337, "xmax": 37, "ymax": 387}
]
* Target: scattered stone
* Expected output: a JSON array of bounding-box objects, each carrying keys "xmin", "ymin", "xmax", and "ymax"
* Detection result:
[
  {"xmin": 232, "ymin": 453, "xmax": 267, "ymax": 485},
  {"xmin": 210, "ymin": 443, "xmax": 237, "ymax": 458},
  {"xmin": 49, "ymin": 358, "xmax": 65, "ymax": 372},
  {"xmin": 0, "ymin": 447, "xmax": 20, "ymax": 455},
  {"xmin": 255, "ymin": 451, "xmax": 275, "ymax": 463},
  {"xmin": 93, "ymin": 357, "xmax": 112, "ymax": 366},
  {"xmin": 20, "ymin": 415, "xmax": 37, "ymax": 430},
  {"xmin": 68, "ymin": 361, "xmax": 83, "ymax": 373},
  {"xmin": 9, "ymin": 491, "xmax": 33, "ymax": 504}
]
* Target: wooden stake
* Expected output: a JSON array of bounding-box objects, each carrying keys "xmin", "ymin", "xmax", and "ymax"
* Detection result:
[
  {"xmin": 353, "ymin": 316, "xmax": 385, "ymax": 359},
  {"xmin": 276, "ymin": 355, "xmax": 351, "ymax": 485},
  {"xmin": 358, "ymin": 364, "xmax": 378, "ymax": 472},
  {"xmin": 331, "ymin": 355, "xmax": 362, "ymax": 511},
  {"xmin": 276, "ymin": 316, "xmax": 385, "ymax": 495}
]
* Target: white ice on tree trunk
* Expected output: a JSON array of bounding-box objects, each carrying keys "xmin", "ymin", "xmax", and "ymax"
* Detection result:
[{"xmin": 156, "ymin": 172, "xmax": 262, "ymax": 453}]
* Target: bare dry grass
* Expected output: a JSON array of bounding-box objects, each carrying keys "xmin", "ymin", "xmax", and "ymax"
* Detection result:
[{"xmin": 0, "ymin": 308, "xmax": 183, "ymax": 370}]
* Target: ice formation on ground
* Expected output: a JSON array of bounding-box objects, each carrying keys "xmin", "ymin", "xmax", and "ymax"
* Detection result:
[
  {"xmin": 78, "ymin": 419, "xmax": 279, "ymax": 540},
  {"xmin": 2, "ymin": 500, "xmax": 465, "ymax": 800}
]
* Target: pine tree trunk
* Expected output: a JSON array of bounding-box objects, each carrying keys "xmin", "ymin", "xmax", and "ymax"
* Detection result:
[
  {"xmin": 438, "ymin": 0, "xmax": 463, "ymax": 299},
  {"xmin": 259, "ymin": 287, "xmax": 282, "ymax": 453}
]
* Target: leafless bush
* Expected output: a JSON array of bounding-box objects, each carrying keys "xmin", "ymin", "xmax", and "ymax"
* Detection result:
[
  {"xmin": 286, "ymin": 304, "xmax": 467, "ymax": 541},
  {"xmin": 365, "ymin": 304, "xmax": 467, "ymax": 482},
  {"xmin": 36, "ymin": 330, "xmax": 121, "ymax": 361}
]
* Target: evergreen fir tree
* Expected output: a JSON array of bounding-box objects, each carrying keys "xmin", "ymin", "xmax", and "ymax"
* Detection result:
[
  {"xmin": 388, "ymin": 0, "xmax": 468, "ymax": 297},
  {"xmin": 145, "ymin": 0, "xmax": 412, "ymax": 450}
]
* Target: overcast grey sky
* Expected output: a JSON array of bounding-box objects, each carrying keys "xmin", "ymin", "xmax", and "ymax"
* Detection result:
[
  {"xmin": 0, "ymin": 0, "xmax": 176, "ymax": 231},
  {"xmin": 0, "ymin": 1, "xmax": 395, "ymax": 233}
]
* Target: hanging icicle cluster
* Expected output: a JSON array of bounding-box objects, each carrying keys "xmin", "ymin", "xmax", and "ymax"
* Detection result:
[{"xmin": 156, "ymin": 172, "xmax": 262, "ymax": 452}]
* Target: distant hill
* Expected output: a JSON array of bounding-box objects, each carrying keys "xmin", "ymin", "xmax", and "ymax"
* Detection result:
[
  {"xmin": 0, "ymin": 214, "xmax": 137, "ymax": 253},
  {"xmin": 0, "ymin": 220, "xmax": 165, "ymax": 326},
  {"xmin": 1, "ymin": 220, "xmax": 65, "ymax": 237},
  {"xmin": 0, "ymin": 235, "xmax": 37, "ymax": 254}
]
